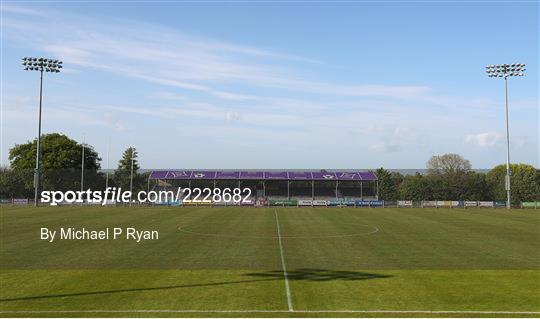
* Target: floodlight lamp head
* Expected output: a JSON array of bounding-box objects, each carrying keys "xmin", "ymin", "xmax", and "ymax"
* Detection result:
[{"xmin": 21, "ymin": 56, "xmax": 63, "ymax": 73}]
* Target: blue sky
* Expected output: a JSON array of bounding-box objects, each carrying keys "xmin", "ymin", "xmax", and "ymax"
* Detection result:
[{"xmin": 1, "ymin": 1, "xmax": 538, "ymax": 169}]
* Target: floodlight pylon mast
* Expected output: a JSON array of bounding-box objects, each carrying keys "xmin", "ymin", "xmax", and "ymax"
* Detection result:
[
  {"xmin": 485, "ymin": 63, "xmax": 525, "ymax": 210},
  {"xmin": 81, "ymin": 136, "xmax": 85, "ymax": 205},
  {"xmin": 22, "ymin": 57, "xmax": 63, "ymax": 206},
  {"xmin": 504, "ymin": 76, "xmax": 510, "ymax": 210},
  {"xmin": 35, "ymin": 69, "xmax": 43, "ymax": 207}
]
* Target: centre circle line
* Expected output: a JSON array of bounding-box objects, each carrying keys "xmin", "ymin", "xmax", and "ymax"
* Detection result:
[{"xmin": 176, "ymin": 225, "xmax": 379, "ymax": 239}]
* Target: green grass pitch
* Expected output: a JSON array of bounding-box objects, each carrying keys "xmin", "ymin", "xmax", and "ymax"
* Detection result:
[{"xmin": 1, "ymin": 205, "xmax": 539, "ymax": 317}]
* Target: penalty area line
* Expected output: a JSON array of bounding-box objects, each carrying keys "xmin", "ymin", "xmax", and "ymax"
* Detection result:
[{"xmin": 274, "ymin": 208, "xmax": 293, "ymax": 312}]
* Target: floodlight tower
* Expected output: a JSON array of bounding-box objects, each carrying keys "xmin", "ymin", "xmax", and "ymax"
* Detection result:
[
  {"xmin": 485, "ymin": 63, "xmax": 525, "ymax": 209},
  {"xmin": 22, "ymin": 57, "xmax": 63, "ymax": 206}
]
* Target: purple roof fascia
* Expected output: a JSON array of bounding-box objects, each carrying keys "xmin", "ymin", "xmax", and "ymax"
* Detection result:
[
  {"xmin": 311, "ymin": 172, "xmax": 338, "ymax": 180},
  {"xmin": 149, "ymin": 170, "xmax": 168, "ymax": 179},
  {"xmin": 239, "ymin": 171, "xmax": 265, "ymax": 179},
  {"xmin": 190, "ymin": 171, "xmax": 217, "ymax": 179},
  {"xmin": 151, "ymin": 170, "xmax": 193, "ymax": 179},
  {"xmin": 149, "ymin": 170, "xmax": 377, "ymax": 181},
  {"xmin": 359, "ymin": 171, "xmax": 377, "ymax": 180},
  {"xmin": 215, "ymin": 171, "xmax": 240, "ymax": 180},
  {"xmin": 264, "ymin": 171, "xmax": 289, "ymax": 180},
  {"xmin": 288, "ymin": 171, "xmax": 313, "ymax": 180},
  {"xmin": 336, "ymin": 172, "xmax": 361, "ymax": 180}
]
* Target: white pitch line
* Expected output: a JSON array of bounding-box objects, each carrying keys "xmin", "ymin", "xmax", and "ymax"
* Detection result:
[
  {"xmin": 274, "ymin": 208, "xmax": 293, "ymax": 312},
  {"xmin": 0, "ymin": 310, "xmax": 539, "ymax": 314}
]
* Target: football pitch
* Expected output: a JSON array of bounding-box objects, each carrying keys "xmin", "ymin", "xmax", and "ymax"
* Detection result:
[{"xmin": 0, "ymin": 206, "xmax": 539, "ymax": 317}]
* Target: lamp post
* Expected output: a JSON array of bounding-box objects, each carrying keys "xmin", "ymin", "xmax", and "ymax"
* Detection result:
[
  {"xmin": 129, "ymin": 147, "xmax": 136, "ymax": 207},
  {"xmin": 105, "ymin": 138, "xmax": 110, "ymax": 191},
  {"xmin": 22, "ymin": 57, "xmax": 63, "ymax": 206},
  {"xmin": 81, "ymin": 137, "xmax": 85, "ymax": 205},
  {"xmin": 485, "ymin": 63, "xmax": 526, "ymax": 209}
]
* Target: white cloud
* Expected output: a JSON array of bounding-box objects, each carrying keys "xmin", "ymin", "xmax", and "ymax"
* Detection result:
[
  {"xmin": 1, "ymin": 4, "xmax": 48, "ymax": 17},
  {"xmin": 225, "ymin": 111, "xmax": 242, "ymax": 122},
  {"xmin": 393, "ymin": 126, "xmax": 416, "ymax": 138},
  {"xmin": 2, "ymin": 7, "xmax": 431, "ymax": 101},
  {"xmin": 367, "ymin": 126, "xmax": 417, "ymax": 153},
  {"xmin": 2, "ymin": 5, "xmax": 537, "ymax": 168},
  {"xmin": 212, "ymin": 91, "xmax": 257, "ymax": 101},
  {"xmin": 369, "ymin": 142, "xmax": 400, "ymax": 153},
  {"xmin": 513, "ymin": 136, "xmax": 529, "ymax": 148},
  {"xmin": 464, "ymin": 131, "xmax": 501, "ymax": 148}
]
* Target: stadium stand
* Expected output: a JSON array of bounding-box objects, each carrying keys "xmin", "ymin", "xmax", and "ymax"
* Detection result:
[{"xmin": 149, "ymin": 170, "xmax": 378, "ymax": 202}]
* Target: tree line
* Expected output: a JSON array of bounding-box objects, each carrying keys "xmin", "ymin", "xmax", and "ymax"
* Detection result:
[
  {"xmin": 0, "ymin": 133, "xmax": 147, "ymax": 198},
  {"xmin": 1, "ymin": 133, "xmax": 539, "ymax": 203},
  {"xmin": 376, "ymin": 154, "xmax": 540, "ymax": 204}
]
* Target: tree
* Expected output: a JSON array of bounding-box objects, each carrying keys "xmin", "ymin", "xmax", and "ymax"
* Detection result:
[
  {"xmin": 425, "ymin": 153, "xmax": 479, "ymax": 199},
  {"xmin": 8, "ymin": 133, "xmax": 103, "ymax": 192},
  {"xmin": 427, "ymin": 153, "xmax": 471, "ymax": 175},
  {"xmin": 460, "ymin": 172, "xmax": 492, "ymax": 200},
  {"xmin": 486, "ymin": 163, "xmax": 540, "ymax": 204},
  {"xmin": 114, "ymin": 147, "xmax": 144, "ymax": 191},
  {"xmin": 9, "ymin": 133, "xmax": 100, "ymax": 171},
  {"xmin": 375, "ymin": 168, "xmax": 403, "ymax": 201},
  {"xmin": 399, "ymin": 173, "xmax": 435, "ymax": 200},
  {"xmin": 0, "ymin": 167, "xmax": 32, "ymax": 198}
]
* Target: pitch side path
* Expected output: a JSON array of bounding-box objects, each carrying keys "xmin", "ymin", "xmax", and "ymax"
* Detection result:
[{"xmin": 1, "ymin": 206, "xmax": 539, "ymax": 317}]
